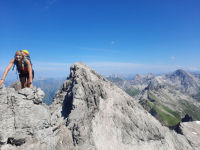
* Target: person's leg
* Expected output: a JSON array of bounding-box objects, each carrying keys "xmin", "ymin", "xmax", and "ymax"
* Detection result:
[
  {"xmin": 27, "ymin": 77, "xmax": 31, "ymax": 87},
  {"xmin": 27, "ymin": 71, "xmax": 34, "ymax": 87},
  {"xmin": 20, "ymin": 77, "xmax": 27, "ymax": 88}
]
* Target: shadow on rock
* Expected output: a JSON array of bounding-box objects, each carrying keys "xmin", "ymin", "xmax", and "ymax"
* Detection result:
[{"xmin": 61, "ymin": 94, "xmax": 73, "ymax": 120}]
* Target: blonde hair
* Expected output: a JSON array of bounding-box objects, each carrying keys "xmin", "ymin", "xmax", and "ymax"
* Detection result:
[{"xmin": 15, "ymin": 50, "xmax": 25, "ymax": 70}]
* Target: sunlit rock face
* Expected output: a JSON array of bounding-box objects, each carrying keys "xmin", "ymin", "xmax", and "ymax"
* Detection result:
[{"xmin": 0, "ymin": 62, "xmax": 199, "ymax": 150}]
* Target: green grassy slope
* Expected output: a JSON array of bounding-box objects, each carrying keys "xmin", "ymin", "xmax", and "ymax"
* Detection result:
[
  {"xmin": 140, "ymin": 99, "xmax": 181, "ymax": 126},
  {"xmin": 140, "ymin": 91, "xmax": 200, "ymax": 127},
  {"xmin": 125, "ymin": 88, "xmax": 141, "ymax": 97},
  {"xmin": 179, "ymin": 100, "xmax": 200, "ymax": 120}
]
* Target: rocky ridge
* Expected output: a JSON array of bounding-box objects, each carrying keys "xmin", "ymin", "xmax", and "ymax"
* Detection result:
[
  {"xmin": 158, "ymin": 69, "xmax": 200, "ymax": 95},
  {"xmin": 115, "ymin": 69, "xmax": 200, "ymax": 97},
  {"xmin": 0, "ymin": 62, "xmax": 200, "ymax": 150},
  {"xmin": 114, "ymin": 72, "xmax": 156, "ymax": 97},
  {"xmin": 135, "ymin": 83, "xmax": 200, "ymax": 126},
  {"xmin": 115, "ymin": 72, "xmax": 155, "ymax": 90}
]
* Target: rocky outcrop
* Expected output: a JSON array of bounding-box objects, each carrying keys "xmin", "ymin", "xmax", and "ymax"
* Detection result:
[
  {"xmin": 173, "ymin": 121, "xmax": 200, "ymax": 148},
  {"xmin": 0, "ymin": 62, "xmax": 200, "ymax": 150},
  {"xmin": 178, "ymin": 121, "xmax": 200, "ymax": 147},
  {"xmin": 9, "ymin": 81, "xmax": 21, "ymax": 91},
  {"xmin": 0, "ymin": 83, "xmax": 75, "ymax": 150}
]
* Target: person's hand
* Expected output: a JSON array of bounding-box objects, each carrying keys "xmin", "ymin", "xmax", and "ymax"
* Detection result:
[
  {"xmin": 0, "ymin": 79, "xmax": 4, "ymax": 85},
  {"xmin": 29, "ymin": 84, "xmax": 33, "ymax": 88}
]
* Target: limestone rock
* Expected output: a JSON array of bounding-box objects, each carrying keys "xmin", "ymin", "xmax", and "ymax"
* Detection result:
[
  {"xmin": 173, "ymin": 121, "xmax": 200, "ymax": 149},
  {"xmin": 180, "ymin": 121, "xmax": 200, "ymax": 148},
  {"xmin": 9, "ymin": 81, "xmax": 21, "ymax": 91},
  {"xmin": 49, "ymin": 62, "xmax": 199, "ymax": 150},
  {"xmin": 1, "ymin": 62, "xmax": 200, "ymax": 150}
]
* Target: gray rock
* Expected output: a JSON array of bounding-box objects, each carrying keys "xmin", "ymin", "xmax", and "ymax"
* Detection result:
[
  {"xmin": 9, "ymin": 81, "xmax": 21, "ymax": 91},
  {"xmin": 0, "ymin": 63, "xmax": 200, "ymax": 150},
  {"xmin": 0, "ymin": 85, "xmax": 52, "ymax": 149},
  {"xmin": 49, "ymin": 62, "xmax": 200, "ymax": 150},
  {"xmin": 180, "ymin": 121, "xmax": 200, "ymax": 148}
]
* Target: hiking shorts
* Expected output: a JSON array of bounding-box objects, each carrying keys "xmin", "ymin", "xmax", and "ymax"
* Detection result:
[{"xmin": 19, "ymin": 70, "xmax": 34, "ymax": 79}]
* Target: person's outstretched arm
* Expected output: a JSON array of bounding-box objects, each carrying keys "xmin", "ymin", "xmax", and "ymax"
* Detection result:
[
  {"xmin": 0, "ymin": 58, "xmax": 15, "ymax": 85},
  {"xmin": 26, "ymin": 59, "xmax": 33, "ymax": 87}
]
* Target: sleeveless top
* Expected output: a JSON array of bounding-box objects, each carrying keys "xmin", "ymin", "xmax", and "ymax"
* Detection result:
[{"xmin": 15, "ymin": 58, "xmax": 29, "ymax": 74}]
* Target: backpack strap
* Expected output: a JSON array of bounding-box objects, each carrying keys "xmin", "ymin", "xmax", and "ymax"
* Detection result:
[
  {"xmin": 24, "ymin": 57, "xmax": 27, "ymax": 67},
  {"xmin": 25, "ymin": 55, "xmax": 33, "ymax": 69},
  {"xmin": 12, "ymin": 58, "xmax": 20, "ymax": 74},
  {"xmin": 12, "ymin": 58, "xmax": 17, "ymax": 71}
]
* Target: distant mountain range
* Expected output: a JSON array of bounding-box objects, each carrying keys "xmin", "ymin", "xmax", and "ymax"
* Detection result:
[
  {"xmin": 107, "ymin": 69, "xmax": 200, "ymax": 127},
  {"xmin": 33, "ymin": 77, "xmax": 66, "ymax": 105},
  {"xmin": 105, "ymin": 73, "xmax": 135, "ymax": 80},
  {"xmin": 113, "ymin": 69, "xmax": 200, "ymax": 97},
  {"xmin": 157, "ymin": 69, "xmax": 200, "ymax": 95},
  {"xmin": 189, "ymin": 71, "xmax": 200, "ymax": 79}
]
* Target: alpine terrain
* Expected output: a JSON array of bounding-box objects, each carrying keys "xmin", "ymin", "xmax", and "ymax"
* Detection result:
[
  {"xmin": 6, "ymin": 77, "xmax": 66, "ymax": 105},
  {"xmin": 0, "ymin": 62, "xmax": 200, "ymax": 150},
  {"xmin": 112, "ymin": 69, "xmax": 200, "ymax": 127}
]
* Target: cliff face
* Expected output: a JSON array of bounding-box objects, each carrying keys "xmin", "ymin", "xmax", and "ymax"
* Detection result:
[{"xmin": 0, "ymin": 62, "xmax": 200, "ymax": 150}]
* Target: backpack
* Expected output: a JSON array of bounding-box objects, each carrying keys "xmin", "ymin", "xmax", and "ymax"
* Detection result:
[{"xmin": 12, "ymin": 50, "xmax": 33, "ymax": 73}]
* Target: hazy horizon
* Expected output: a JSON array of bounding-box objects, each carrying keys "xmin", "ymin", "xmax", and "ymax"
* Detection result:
[
  {"xmin": 1, "ymin": 0, "xmax": 199, "ymax": 80},
  {"xmin": 2, "ymin": 67, "xmax": 200, "ymax": 81}
]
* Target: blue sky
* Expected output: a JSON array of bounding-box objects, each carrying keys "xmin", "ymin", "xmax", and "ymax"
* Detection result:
[{"xmin": 0, "ymin": 0, "xmax": 200, "ymax": 80}]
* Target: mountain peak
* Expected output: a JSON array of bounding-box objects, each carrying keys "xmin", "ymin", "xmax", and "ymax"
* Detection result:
[
  {"xmin": 134, "ymin": 73, "xmax": 144, "ymax": 80},
  {"xmin": 148, "ymin": 78, "xmax": 160, "ymax": 87},
  {"xmin": 173, "ymin": 69, "xmax": 188, "ymax": 76},
  {"xmin": 163, "ymin": 69, "xmax": 200, "ymax": 94},
  {"xmin": 146, "ymin": 72, "xmax": 154, "ymax": 78}
]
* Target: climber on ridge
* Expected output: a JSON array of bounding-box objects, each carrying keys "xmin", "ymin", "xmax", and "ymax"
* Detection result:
[{"xmin": 0, "ymin": 50, "xmax": 34, "ymax": 88}]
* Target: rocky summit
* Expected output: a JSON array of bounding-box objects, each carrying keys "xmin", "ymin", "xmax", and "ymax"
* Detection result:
[
  {"xmin": 158, "ymin": 69, "xmax": 200, "ymax": 95},
  {"xmin": 0, "ymin": 62, "xmax": 200, "ymax": 150}
]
